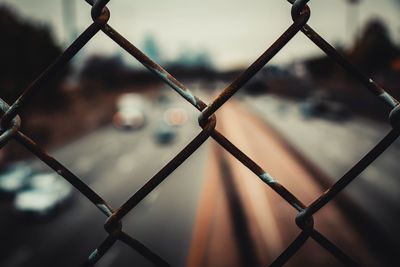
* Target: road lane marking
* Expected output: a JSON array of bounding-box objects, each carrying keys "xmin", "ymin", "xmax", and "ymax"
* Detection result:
[
  {"xmin": 116, "ymin": 152, "xmax": 139, "ymax": 175},
  {"xmin": 186, "ymin": 146, "xmax": 226, "ymax": 267}
]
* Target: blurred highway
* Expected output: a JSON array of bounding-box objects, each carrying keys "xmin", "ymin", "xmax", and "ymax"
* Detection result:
[
  {"xmin": 0, "ymin": 89, "xmax": 398, "ymax": 267},
  {"xmin": 245, "ymin": 94, "xmax": 400, "ymax": 261},
  {"xmin": 188, "ymin": 101, "xmax": 380, "ymax": 267},
  {"xmin": 0, "ymin": 91, "xmax": 209, "ymax": 267}
]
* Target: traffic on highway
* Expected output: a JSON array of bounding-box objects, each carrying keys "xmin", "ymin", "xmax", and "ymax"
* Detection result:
[
  {"xmin": 0, "ymin": 88, "xmax": 399, "ymax": 266},
  {"xmin": 1, "ymin": 0, "xmax": 400, "ymax": 265}
]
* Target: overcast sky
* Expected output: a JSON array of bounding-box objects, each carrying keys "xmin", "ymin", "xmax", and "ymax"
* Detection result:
[{"xmin": 1, "ymin": 0, "xmax": 400, "ymax": 69}]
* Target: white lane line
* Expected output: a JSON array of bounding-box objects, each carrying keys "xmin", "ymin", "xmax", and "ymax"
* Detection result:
[
  {"xmin": 89, "ymin": 151, "xmax": 139, "ymax": 190},
  {"xmin": 74, "ymin": 156, "xmax": 96, "ymax": 174},
  {"xmin": 115, "ymin": 152, "xmax": 139, "ymax": 175}
]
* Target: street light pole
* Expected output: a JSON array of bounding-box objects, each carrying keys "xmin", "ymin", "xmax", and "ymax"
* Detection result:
[
  {"xmin": 62, "ymin": 0, "xmax": 78, "ymax": 45},
  {"xmin": 346, "ymin": 0, "xmax": 361, "ymax": 46}
]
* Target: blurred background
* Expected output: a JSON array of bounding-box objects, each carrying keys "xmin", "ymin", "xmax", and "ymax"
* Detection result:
[{"xmin": 0, "ymin": 0, "xmax": 400, "ymax": 266}]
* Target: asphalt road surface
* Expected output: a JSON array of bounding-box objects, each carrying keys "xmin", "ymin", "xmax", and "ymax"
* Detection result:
[
  {"xmin": 188, "ymin": 101, "xmax": 381, "ymax": 267},
  {"xmin": 245, "ymin": 94, "xmax": 400, "ymax": 262},
  {"xmin": 1, "ymin": 90, "xmax": 398, "ymax": 267},
  {"xmin": 0, "ymin": 92, "xmax": 210, "ymax": 267}
]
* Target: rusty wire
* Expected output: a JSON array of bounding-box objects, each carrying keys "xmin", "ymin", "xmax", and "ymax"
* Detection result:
[{"xmin": 1, "ymin": 0, "xmax": 399, "ymax": 266}]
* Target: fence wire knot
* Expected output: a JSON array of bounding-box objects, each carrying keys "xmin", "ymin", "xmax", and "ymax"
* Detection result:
[{"xmin": 0, "ymin": 98, "xmax": 21, "ymax": 149}]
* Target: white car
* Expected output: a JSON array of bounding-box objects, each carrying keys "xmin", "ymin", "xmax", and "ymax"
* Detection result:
[
  {"xmin": 113, "ymin": 93, "xmax": 146, "ymax": 130},
  {"xmin": 0, "ymin": 164, "xmax": 33, "ymax": 197},
  {"xmin": 13, "ymin": 173, "xmax": 73, "ymax": 217}
]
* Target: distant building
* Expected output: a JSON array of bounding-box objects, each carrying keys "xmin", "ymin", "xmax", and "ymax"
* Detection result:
[
  {"xmin": 173, "ymin": 47, "xmax": 213, "ymax": 69},
  {"xmin": 143, "ymin": 34, "xmax": 162, "ymax": 63},
  {"xmin": 62, "ymin": 0, "xmax": 78, "ymax": 44}
]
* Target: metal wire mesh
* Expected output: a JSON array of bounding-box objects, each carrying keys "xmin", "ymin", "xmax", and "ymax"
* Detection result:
[{"xmin": 1, "ymin": 0, "xmax": 399, "ymax": 266}]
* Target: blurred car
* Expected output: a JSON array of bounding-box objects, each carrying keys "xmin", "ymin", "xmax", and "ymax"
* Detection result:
[
  {"xmin": 243, "ymin": 79, "xmax": 269, "ymax": 95},
  {"xmin": 113, "ymin": 93, "xmax": 146, "ymax": 130},
  {"xmin": 154, "ymin": 124, "xmax": 176, "ymax": 144},
  {"xmin": 0, "ymin": 164, "xmax": 33, "ymax": 197},
  {"xmin": 300, "ymin": 98, "xmax": 324, "ymax": 118},
  {"xmin": 163, "ymin": 108, "xmax": 188, "ymax": 126},
  {"xmin": 299, "ymin": 97, "xmax": 350, "ymax": 121},
  {"xmin": 156, "ymin": 92, "xmax": 171, "ymax": 105},
  {"xmin": 13, "ymin": 172, "xmax": 73, "ymax": 217}
]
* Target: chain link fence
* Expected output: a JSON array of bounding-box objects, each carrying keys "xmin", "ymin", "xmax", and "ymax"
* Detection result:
[{"xmin": 1, "ymin": 0, "xmax": 399, "ymax": 266}]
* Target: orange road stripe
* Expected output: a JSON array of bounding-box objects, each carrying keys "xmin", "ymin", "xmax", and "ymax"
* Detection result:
[{"xmin": 186, "ymin": 145, "xmax": 221, "ymax": 267}]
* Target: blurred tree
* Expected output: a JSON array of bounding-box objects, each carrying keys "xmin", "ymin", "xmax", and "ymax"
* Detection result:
[
  {"xmin": 305, "ymin": 46, "xmax": 346, "ymax": 79},
  {"xmin": 79, "ymin": 55, "xmax": 127, "ymax": 89},
  {"xmin": 79, "ymin": 55, "xmax": 157, "ymax": 91},
  {"xmin": 0, "ymin": 5, "xmax": 67, "ymax": 110},
  {"xmin": 349, "ymin": 19, "xmax": 399, "ymax": 74},
  {"xmin": 243, "ymin": 79, "xmax": 269, "ymax": 95}
]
